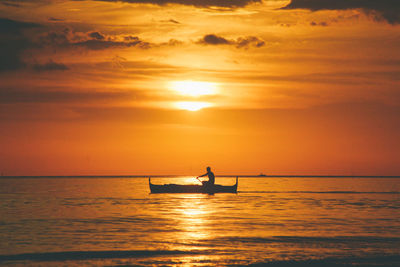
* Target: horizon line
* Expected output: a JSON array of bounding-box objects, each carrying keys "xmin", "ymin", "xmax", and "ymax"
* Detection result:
[{"xmin": 1, "ymin": 175, "xmax": 400, "ymax": 178}]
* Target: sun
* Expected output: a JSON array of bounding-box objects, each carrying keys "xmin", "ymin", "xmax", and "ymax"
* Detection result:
[
  {"xmin": 170, "ymin": 80, "xmax": 217, "ymax": 97},
  {"xmin": 175, "ymin": 101, "xmax": 211, "ymax": 111}
]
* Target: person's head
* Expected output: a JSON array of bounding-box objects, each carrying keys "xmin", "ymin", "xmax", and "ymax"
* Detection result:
[{"xmin": 206, "ymin": 166, "xmax": 211, "ymax": 172}]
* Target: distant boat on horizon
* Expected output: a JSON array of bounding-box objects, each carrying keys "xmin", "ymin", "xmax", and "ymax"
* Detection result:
[{"xmin": 258, "ymin": 173, "xmax": 267, "ymax": 177}]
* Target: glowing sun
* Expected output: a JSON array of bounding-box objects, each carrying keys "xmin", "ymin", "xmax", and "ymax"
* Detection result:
[
  {"xmin": 170, "ymin": 80, "xmax": 217, "ymax": 97},
  {"xmin": 175, "ymin": 101, "xmax": 211, "ymax": 111}
]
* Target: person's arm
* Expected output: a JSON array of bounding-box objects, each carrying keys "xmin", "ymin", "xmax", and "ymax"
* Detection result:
[{"xmin": 198, "ymin": 173, "xmax": 207, "ymax": 178}]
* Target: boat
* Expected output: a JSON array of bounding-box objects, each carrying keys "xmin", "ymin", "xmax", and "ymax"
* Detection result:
[{"xmin": 149, "ymin": 177, "xmax": 238, "ymax": 194}]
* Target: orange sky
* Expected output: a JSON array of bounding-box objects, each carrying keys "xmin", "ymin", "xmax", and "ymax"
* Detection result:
[{"xmin": 0, "ymin": 0, "xmax": 399, "ymax": 176}]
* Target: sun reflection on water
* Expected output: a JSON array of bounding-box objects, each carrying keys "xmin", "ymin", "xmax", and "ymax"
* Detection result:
[{"xmin": 175, "ymin": 195, "xmax": 212, "ymax": 241}]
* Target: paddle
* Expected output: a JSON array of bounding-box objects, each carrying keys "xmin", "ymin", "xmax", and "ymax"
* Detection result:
[{"xmin": 196, "ymin": 177, "xmax": 203, "ymax": 185}]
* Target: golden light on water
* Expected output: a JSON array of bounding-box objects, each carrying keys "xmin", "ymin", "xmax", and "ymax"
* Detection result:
[
  {"xmin": 169, "ymin": 81, "xmax": 218, "ymax": 97},
  {"xmin": 174, "ymin": 195, "xmax": 212, "ymax": 241},
  {"xmin": 175, "ymin": 101, "xmax": 212, "ymax": 111}
]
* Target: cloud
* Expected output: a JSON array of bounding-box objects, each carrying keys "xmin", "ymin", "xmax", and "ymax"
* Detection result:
[
  {"xmin": 88, "ymin": 31, "xmax": 105, "ymax": 40},
  {"xmin": 168, "ymin": 19, "xmax": 180, "ymax": 24},
  {"xmin": 160, "ymin": 38, "xmax": 184, "ymax": 46},
  {"xmin": 0, "ymin": 89, "xmax": 134, "ymax": 104},
  {"xmin": 38, "ymin": 29, "xmax": 152, "ymax": 50},
  {"xmin": 283, "ymin": 0, "xmax": 400, "ymax": 24},
  {"xmin": 124, "ymin": 35, "xmax": 140, "ymax": 41},
  {"xmin": 201, "ymin": 34, "xmax": 231, "ymax": 45},
  {"xmin": 33, "ymin": 60, "xmax": 69, "ymax": 71},
  {"xmin": 236, "ymin": 36, "xmax": 265, "ymax": 48},
  {"xmin": 0, "ymin": 18, "xmax": 149, "ymax": 72},
  {"xmin": 88, "ymin": 0, "xmax": 260, "ymax": 8},
  {"xmin": 0, "ymin": 17, "xmax": 40, "ymax": 72},
  {"xmin": 310, "ymin": 21, "xmax": 328, "ymax": 27},
  {"xmin": 0, "ymin": 17, "xmax": 40, "ymax": 35},
  {"xmin": 0, "ymin": 1, "xmax": 21, "ymax": 7},
  {"xmin": 161, "ymin": 19, "xmax": 180, "ymax": 24},
  {"xmin": 48, "ymin": 17, "xmax": 65, "ymax": 22},
  {"xmin": 198, "ymin": 34, "xmax": 265, "ymax": 48},
  {"xmin": 38, "ymin": 29, "xmax": 70, "ymax": 46},
  {"xmin": 73, "ymin": 39, "xmax": 150, "ymax": 50}
]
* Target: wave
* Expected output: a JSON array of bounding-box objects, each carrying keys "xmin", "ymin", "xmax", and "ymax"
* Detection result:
[
  {"xmin": 0, "ymin": 249, "xmax": 211, "ymax": 262},
  {"xmin": 212, "ymin": 235, "xmax": 400, "ymax": 244},
  {"xmin": 1, "ymin": 250, "xmax": 399, "ymax": 267},
  {"xmin": 237, "ymin": 256, "xmax": 400, "ymax": 267},
  {"xmin": 193, "ymin": 236, "xmax": 400, "ymax": 247},
  {"xmin": 239, "ymin": 191, "xmax": 400, "ymax": 194}
]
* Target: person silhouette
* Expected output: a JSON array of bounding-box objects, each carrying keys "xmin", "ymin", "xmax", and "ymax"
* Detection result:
[{"xmin": 197, "ymin": 166, "xmax": 215, "ymax": 186}]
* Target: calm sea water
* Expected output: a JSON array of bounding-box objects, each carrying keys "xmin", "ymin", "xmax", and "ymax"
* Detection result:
[{"xmin": 0, "ymin": 177, "xmax": 399, "ymax": 266}]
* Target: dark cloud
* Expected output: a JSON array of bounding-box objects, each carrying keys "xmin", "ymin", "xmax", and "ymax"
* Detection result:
[
  {"xmin": 0, "ymin": 18, "xmax": 150, "ymax": 72},
  {"xmin": 168, "ymin": 19, "xmax": 180, "ymax": 24},
  {"xmin": 0, "ymin": 89, "xmax": 133, "ymax": 104},
  {"xmin": 33, "ymin": 60, "xmax": 69, "ymax": 71},
  {"xmin": 160, "ymin": 19, "xmax": 181, "ymax": 24},
  {"xmin": 48, "ymin": 17, "xmax": 65, "ymax": 22},
  {"xmin": 124, "ymin": 36, "xmax": 140, "ymax": 41},
  {"xmin": 38, "ymin": 29, "xmax": 151, "ymax": 50},
  {"xmin": 236, "ymin": 36, "xmax": 265, "ymax": 48},
  {"xmin": 0, "ymin": 1, "xmax": 21, "ymax": 7},
  {"xmin": 198, "ymin": 34, "xmax": 265, "ymax": 48},
  {"xmin": 0, "ymin": 17, "xmax": 40, "ymax": 72},
  {"xmin": 310, "ymin": 21, "xmax": 329, "ymax": 27},
  {"xmin": 73, "ymin": 38, "xmax": 150, "ymax": 50},
  {"xmin": 38, "ymin": 28, "xmax": 71, "ymax": 46},
  {"xmin": 283, "ymin": 0, "xmax": 400, "ymax": 24},
  {"xmin": 0, "ymin": 17, "xmax": 39, "ymax": 35},
  {"xmin": 201, "ymin": 34, "xmax": 231, "ymax": 45},
  {"xmin": 89, "ymin": 0, "xmax": 260, "ymax": 8},
  {"xmin": 161, "ymin": 38, "xmax": 183, "ymax": 46},
  {"xmin": 88, "ymin": 31, "xmax": 105, "ymax": 40}
]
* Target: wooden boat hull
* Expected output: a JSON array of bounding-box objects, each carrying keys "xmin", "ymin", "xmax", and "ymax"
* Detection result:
[{"xmin": 149, "ymin": 177, "xmax": 238, "ymax": 194}]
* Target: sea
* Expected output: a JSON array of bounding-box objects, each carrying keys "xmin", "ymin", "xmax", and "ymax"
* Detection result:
[{"xmin": 0, "ymin": 176, "xmax": 399, "ymax": 266}]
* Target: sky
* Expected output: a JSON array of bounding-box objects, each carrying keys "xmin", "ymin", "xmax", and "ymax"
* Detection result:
[{"xmin": 0, "ymin": 0, "xmax": 399, "ymax": 176}]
